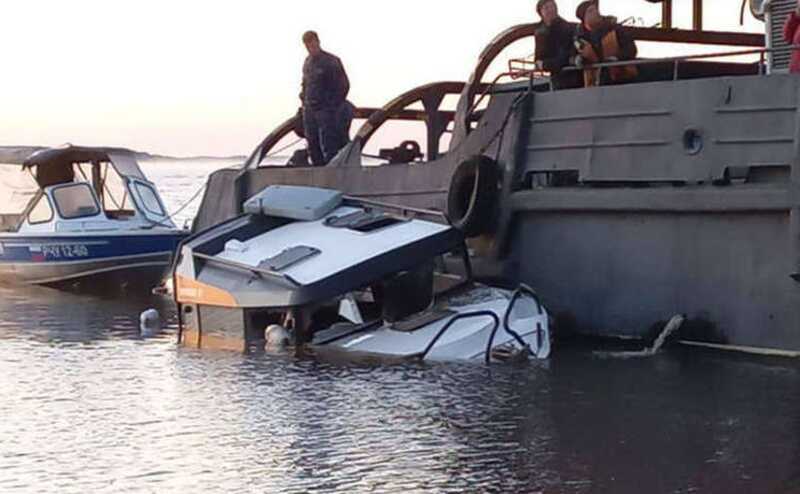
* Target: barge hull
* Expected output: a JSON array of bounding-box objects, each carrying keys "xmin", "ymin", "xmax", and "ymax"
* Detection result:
[
  {"xmin": 197, "ymin": 72, "xmax": 800, "ymax": 350},
  {"xmin": 506, "ymin": 202, "xmax": 800, "ymax": 349},
  {"xmin": 500, "ymin": 73, "xmax": 800, "ymax": 350}
]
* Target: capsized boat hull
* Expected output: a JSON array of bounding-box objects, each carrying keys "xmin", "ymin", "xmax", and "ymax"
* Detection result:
[{"xmin": 0, "ymin": 232, "xmax": 187, "ymax": 289}]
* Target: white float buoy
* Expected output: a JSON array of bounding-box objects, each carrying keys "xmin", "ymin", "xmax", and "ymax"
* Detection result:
[
  {"xmin": 265, "ymin": 324, "xmax": 291, "ymax": 349},
  {"xmin": 140, "ymin": 309, "xmax": 162, "ymax": 337}
]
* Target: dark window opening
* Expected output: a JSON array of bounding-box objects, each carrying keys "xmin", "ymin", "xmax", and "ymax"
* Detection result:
[
  {"xmin": 324, "ymin": 210, "xmax": 406, "ymax": 233},
  {"xmin": 381, "ymin": 261, "xmax": 435, "ymax": 323},
  {"xmin": 352, "ymin": 216, "xmax": 404, "ymax": 232}
]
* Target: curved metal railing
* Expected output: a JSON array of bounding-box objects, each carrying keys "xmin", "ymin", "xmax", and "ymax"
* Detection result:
[
  {"xmin": 466, "ymin": 43, "xmax": 800, "ymax": 120},
  {"xmin": 500, "ymin": 284, "xmax": 545, "ymax": 358},
  {"xmin": 504, "ymin": 44, "xmax": 800, "ymax": 91},
  {"xmin": 416, "ymin": 310, "xmax": 500, "ymax": 362},
  {"xmin": 416, "ymin": 290, "xmax": 545, "ymax": 363}
]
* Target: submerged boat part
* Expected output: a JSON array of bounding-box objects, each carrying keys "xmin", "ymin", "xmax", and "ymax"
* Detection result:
[
  {"xmin": 315, "ymin": 285, "xmax": 550, "ymax": 363},
  {"xmin": 173, "ymin": 186, "xmax": 550, "ymax": 362}
]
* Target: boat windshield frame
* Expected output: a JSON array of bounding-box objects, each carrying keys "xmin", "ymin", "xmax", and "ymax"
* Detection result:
[{"xmin": 50, "ymin": 182, "xmax": 102, "ymax": 220}]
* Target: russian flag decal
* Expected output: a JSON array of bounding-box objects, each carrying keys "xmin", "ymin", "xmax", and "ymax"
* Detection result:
[{"xmin": 29, "ymin": 245, "xmax": 45, "ymax": 262}]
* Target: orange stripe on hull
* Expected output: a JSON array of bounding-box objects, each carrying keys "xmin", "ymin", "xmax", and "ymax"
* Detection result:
[
  {"xmin": 180, "ymin": 328, "xmax": 249, "ymax": 352},
  {"xmin": 175, "ymin": 275, "xmax": 238, "ymax": 307},
  {"xmin": 181, "ymin": 328, "xmax": 201, "ymax": 348},
  {"xmin": 198, "ymin": 333, "xmax": 248, "ymax": 352}
]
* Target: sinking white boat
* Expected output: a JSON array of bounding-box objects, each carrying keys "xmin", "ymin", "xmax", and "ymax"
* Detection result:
[{"xmin": 173, "ymin": 185, "xmax": 550, "ymax": 362}]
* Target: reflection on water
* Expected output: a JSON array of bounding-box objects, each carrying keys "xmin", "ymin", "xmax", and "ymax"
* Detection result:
[
  {"xmin": 1, "ymin": 160, "xmax": 799, "ymax": 493},
  {"xmin": 0, "ymin": 282, "xmax": 799, "ymax": 493}
]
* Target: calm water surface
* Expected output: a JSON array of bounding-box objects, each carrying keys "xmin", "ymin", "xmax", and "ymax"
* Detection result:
[{"xmin": 1, "ymin": 161, "xmax": 799, "ymax": 493}]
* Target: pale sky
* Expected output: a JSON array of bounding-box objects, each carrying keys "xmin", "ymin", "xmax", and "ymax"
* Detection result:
[{"xmin": 0, "ymin": 1, "xmax": 762, "ymax": 157}]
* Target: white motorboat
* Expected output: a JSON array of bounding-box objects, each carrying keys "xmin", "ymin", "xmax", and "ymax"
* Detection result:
[{"xmin": 173, "ymin": 185, "xmax": 550, "ymax": 363}]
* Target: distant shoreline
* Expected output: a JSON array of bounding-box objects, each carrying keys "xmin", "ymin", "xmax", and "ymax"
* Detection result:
[{"xmin": 0, "ymin": 145, "xmax": 246, "ymax": 164}]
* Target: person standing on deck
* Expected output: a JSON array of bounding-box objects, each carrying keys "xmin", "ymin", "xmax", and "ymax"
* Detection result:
[
  {"xmin": 534, "ymin": 0, "xmax": 581, "ymax": 89},
  {"xmin": 783, "ymin": 0, "xmax": 800, "ymax": 74},
  {"xmin": 300, "ymin": 31, "xmax": 352, "ymax": 166},
  {"xmin": 574, "ymin": 0, "xmax": 638, "ymax": 87}
]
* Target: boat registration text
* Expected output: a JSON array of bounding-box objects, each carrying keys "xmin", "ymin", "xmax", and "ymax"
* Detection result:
[{"xmin": 30, "ymin": 244, "xmax": 90, "ymax": 260}]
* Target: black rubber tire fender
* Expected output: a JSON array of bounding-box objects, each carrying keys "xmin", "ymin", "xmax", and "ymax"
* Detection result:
[{"xmin": 447, "ymin": 155, "xmax": 501, "ymax": 237}]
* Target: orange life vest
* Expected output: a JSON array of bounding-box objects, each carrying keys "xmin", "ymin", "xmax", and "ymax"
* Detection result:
[{"xmin": 582, "ymin": 29, "xmax": 638, "ymax": 87}]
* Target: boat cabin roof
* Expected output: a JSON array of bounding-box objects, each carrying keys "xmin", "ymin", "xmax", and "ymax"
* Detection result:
[
  {"xmin": 23, "ymin": 146, "xmax": 113, "ymax": 169},
  {"xmin": 22, "ymin": 146, "xmax": 146, "ymax": 188},
  {"xmin": 218, "ymin": 206, "xmax": 453, "ymax": 286},
  {"xmin": 0, "ymin": 145, "xmax": 172, "ymax": 232},
  {"xmin": 180, "ymin": 192, "xmax": 465, "ymax": 308}
]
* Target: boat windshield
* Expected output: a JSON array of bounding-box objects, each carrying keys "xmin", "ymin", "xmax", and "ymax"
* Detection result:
[
  {"xmin": 68, "ymin": 161, "xmax": 138, "ymax": 219},
  {"xmin": 100, "ymin": 162, "xmax": 137, "ymax": 218},
  {"xmin": 52, "ymin": 183, "xmax": 100, "ymax": 219},
  {"xmin": 132, "ymin": 181, "xmax": 166, "ymax": 217}
]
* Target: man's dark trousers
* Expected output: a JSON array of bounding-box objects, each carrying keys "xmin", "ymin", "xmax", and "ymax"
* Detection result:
[{"xmin": 304, "ymin": 105, "xmax": 348, "ymax": 166}]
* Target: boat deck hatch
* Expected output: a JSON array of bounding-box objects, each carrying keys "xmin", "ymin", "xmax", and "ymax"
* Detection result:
[
  {"xmin": 243, "ymin": 185, "xmax": 343, "ymax": 221},
  {"xmin": 324, "ymin": 210, "xmax": 407, "ymax": 233},
  {"xmin": 257, "ymin": 245, "xmax": 320, "ymax": 272}
]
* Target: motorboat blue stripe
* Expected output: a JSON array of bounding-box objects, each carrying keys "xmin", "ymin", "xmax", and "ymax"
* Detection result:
[
  {"xmin": 0, "ymin": 233, "xmax": 185, "ymax": 264},
  {"xmin": 5, "ymin": 251, "xmax": 174, "ymax": 266}
]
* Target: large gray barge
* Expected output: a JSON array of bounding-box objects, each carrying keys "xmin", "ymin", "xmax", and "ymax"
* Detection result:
[{"xmin": 193, "ymin": 0, "xmax": 800, "ymax": 351}]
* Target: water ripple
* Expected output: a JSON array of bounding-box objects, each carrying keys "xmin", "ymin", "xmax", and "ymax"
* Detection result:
[{"xmin": 0, "ymin": 162, "xmax": 799, "ymax": 492}]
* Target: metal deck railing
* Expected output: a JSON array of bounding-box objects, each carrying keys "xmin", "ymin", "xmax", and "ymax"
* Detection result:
[
  {"xmin": 466, "ymin": 45, "xmax": 800, "ymax": 118},
  {"xmin": 514, "ymin": 44, "xmax": 800, "ymax": 84}
]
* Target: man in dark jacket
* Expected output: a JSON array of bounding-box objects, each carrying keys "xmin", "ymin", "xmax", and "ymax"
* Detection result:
[
  {"xmin": 300, "ymin": 31, "xmax": 351, "ymax": 166},
  {"xmin": 534, "ymin": 0, "xmax": 581, "ymax": 89},
  {"xmin": 574, "ymin": 0, "xmax": 638, "ymax": 86}
]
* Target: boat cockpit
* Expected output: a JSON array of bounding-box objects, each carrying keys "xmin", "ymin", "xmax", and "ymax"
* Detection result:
[{"xmin": 0, "ymin": 146, "xmax": 175, "ymax": 234}]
